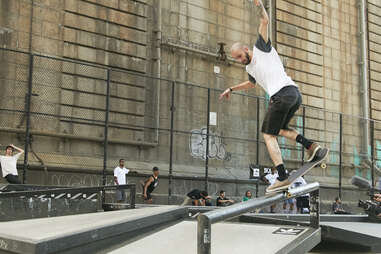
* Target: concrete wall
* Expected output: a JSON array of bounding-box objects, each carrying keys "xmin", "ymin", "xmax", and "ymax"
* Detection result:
[{"xmin": 0, "ymin": 0, "xmax": 380, "ymax": 204}]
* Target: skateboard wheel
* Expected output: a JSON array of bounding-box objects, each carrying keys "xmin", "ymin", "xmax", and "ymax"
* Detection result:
[
  {"xmin": 286, "ymin": 192, "xmax": 292, "ymax": 198},
  {"xmin": 320, "ymin": 163, "xmax": 326, "ymax": 169}
]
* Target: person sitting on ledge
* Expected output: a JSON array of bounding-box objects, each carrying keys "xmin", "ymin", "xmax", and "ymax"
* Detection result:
[{"xmin": 332, "ymin": 197, "xmax": 350, "ymax": 215}]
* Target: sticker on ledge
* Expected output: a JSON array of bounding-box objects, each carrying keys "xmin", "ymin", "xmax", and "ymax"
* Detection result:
[{"xmin": 273, "ymin": 228, "xmax": 304, "ymax": 236}]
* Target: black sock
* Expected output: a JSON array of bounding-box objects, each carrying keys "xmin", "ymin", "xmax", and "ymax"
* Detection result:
[
  {"xmin": 296, "ymin": 134, "xmax": 313, "ymax": 149},
  {"xmin": 276, "ymin": 164, "xmax": 287, "ymax": 181}
]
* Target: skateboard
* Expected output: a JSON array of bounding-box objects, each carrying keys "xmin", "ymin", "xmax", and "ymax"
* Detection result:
[{"xmin": 265, "ymin": 147, "xmax": 329, "ymax": 196}]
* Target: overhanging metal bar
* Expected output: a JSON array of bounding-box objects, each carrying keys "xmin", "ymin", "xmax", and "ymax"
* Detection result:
[
  {"xmin": 197, "ymin": 182, "xmax": 320, "ymax": 254},
  {"xmin": 208, "ymin": 182, "xmax": 319, "ymax": 224}
]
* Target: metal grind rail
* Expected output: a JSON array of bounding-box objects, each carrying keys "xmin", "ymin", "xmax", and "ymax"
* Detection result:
[{"xmin": 197, "ymin": 182, "xmax": 320, "ymax": 254}]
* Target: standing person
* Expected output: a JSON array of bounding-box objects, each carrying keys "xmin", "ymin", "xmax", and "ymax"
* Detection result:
[
  {"xmin": 219, "ymin": 0, "xmax": 323, "ymax": 193},
  {"xmin": 243, "ymin": 190, "xmax": 253, "ymax": 202},
  {"xmin": 141, "ymin": 167, "xmax": 159, "ymax": 204},
  {"xmin": 181, "ymin": 189, "xmax": 210, "ymax": 206},
  {"xmin": 0, "ymin": 144, "xmax": 24, "ymax": 184},
  {"xmin": 263, "ymin": 167, "xmax": 279, "ymax": 213},
  {"xmin": 290, "ymin": 172, "xmax": 309, "ymax": 214},
  {"xmin": 283, "ymin": 197, "xmax": 295, "ymax": 214},
  {"xmin": 216, "ymin": 190, "xmax": 235, "ymax": 207},
  {"xmin": 114, "ymin": 159, "xmax": 129, "ymax": 203}
]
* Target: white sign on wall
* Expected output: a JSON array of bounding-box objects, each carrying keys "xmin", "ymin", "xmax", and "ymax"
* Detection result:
[
  {"xmin": 253, "ymin": 168, "xmax": 260, "ymax": 177},
  {"xmin": 209, "ymin": 112, "xmax": 217, "ymax": 126}
]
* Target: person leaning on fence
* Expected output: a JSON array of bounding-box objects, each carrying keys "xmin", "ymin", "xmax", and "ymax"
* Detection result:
[
  {"xmin": 113, "ymin": 159, "xmax": 129, "ymax": 203},
  {"xmin": 181, "ymin": 189, "xmax": 210, "ymax": 206},
  {"xmin": 0, "ymin": 144, "xmax": 24, "ymax": 184},
  {"xmin": 141, "ymin": 166, "xmax": 159, "ymax": 204}
]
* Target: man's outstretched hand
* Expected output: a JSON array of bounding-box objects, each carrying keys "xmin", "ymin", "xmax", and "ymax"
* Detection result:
[
  {"xmin": 219, "ymin": 88, "xmax": 232, "ymax": 100},
  {"xmin": 253, "ymin": 0, "xmax": 261, "ymax": 6}
]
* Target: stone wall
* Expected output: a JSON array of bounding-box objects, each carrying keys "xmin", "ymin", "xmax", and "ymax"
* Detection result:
[{"xmin": 0, "ymin": 0, "xmax": 380, "ymax": 199}]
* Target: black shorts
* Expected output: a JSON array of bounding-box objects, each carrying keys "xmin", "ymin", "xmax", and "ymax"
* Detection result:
[
  {"xmin": 296, "ymin": 196, "xmax": 309, "ymax": 208},
  {"xmin": 145, "ymin": 191, "xmax": 152, "ymax": 200},
  {"xmin": 141, "ymin": 183, "xmax": 153, "ymax": 200},
  {"xmin": 262, "ymin": 86, "xmax": 302, "ymax": 135},
  {"xmin": 5, "ymin": 174, "xmax": 21, "ymax": 184}
]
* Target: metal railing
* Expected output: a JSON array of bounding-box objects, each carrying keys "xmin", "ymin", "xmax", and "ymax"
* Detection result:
[
  {"xmin": 0, "ymin": 184, "xmax": 136, "ymax": 209},
  {"xmin": 197, "ymin": 182, "xmax": 320, "ymax": 254}
]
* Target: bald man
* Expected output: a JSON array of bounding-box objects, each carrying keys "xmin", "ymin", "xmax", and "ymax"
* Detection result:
[{"xmin": 220, "ymin": 0, "xmax": 323, "ymax": 193}]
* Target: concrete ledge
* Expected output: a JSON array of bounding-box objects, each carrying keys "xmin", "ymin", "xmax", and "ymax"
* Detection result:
[
  {"xmin": 321, "ymin": 221, "xmax": 381, "ymax": 252},
  {"xmin": 102, "ymin": 203, "xmax": 132, "ymax": 211},
  {"xmin": 0, "ymin": 206, "xmax": 187, "ymax": 254}
]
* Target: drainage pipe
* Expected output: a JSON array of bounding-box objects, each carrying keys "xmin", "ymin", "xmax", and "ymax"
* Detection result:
[{"xmin": 359, "ymin": 0, "xmax": 370, "ymax": 156}]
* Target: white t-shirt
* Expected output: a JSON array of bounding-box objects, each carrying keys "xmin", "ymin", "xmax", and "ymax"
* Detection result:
[
  {"xmin": 265, "ymin": 173, "xmax": 279, "ymax": 186},
  {"xmin": 292, "ymin": 176, "xmax": 308, "ymax": 197},
  {"xmin": 0, "ymin": 152, "xmax": 23, "ymax": 177},
  {"xmin": 114, "ymin": 166, "xmax": 129, "ymax": 185},
  {"xmin": 246, "ymin": 36, "xmax": 297, "ymax": 97}
]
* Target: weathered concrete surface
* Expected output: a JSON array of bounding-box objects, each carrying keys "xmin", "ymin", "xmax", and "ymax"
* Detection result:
[
  {"xmin": 109, "ymin": 221, "xmax": 317, "ymax": 254},
  {"xmin": 0, "ymin": 206, "xmax": 186, "ymax": 254}
]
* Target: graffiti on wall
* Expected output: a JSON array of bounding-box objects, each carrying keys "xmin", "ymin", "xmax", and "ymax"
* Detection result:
[
  {"xmin": 50, "ymin": 173, "xmax": 113, "ymax": 187},
  {"xmin": 190, "ymin": 127, "xmax": 231, "ymax": 161}
]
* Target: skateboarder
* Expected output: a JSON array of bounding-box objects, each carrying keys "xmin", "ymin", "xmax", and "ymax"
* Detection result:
[{"xmin": 220, "ymin": 0, "xmax": 322, "ymax": 193}]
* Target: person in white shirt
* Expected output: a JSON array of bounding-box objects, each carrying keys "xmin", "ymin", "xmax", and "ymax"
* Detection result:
[
  {"xmin": 263, "ymin": 167, "xmax": 279, "ymax": 213},
  {"xmin": 290, "ymin": 170, "xmax": 309, "ymax": 214},
  {"xmin": 0, "ymin": 144, "xmax": 24, "ymax": 184},
  {"xmin": 114, "ymin": 159, "xmax": 129, "ymax": 202},
  {"xmin": 219, "ymin": 0, "xmax": 323, "ymax": 193}
]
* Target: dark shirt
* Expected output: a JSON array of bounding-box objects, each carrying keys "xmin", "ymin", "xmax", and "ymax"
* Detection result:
[
  {"xmin": 187, "ymin": 189, "xmax": 203, "ymax": 200},
  {"xmin": 216, "ymin": 197, "xmax": 230, "ymax": 207},
  {"xmin": 146, "ymin": 175, "xmax": 158, "ymax": 193},
  {"xmin": 248, "ymin": 34, "xmax": 272, "ymax": 84},
  {"xmin": 332, "ymin": 202, "xmax": 343, "ymax": 212},
  {"xmin": 256, "ymin": 34, "xmax": 272, "ymax": 52}
]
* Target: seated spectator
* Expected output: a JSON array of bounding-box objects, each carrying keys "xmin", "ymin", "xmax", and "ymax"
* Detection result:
[
  {"xmin": 243, "ymin": 190, "xmax": 253, "ymax": 202},
  {"xmin": 181, "ymin": 189, "xmax": 211, "ymax": 206},
  {"xmin": 332, "ymin": 197, "xmax": 350, "ymax": 214},
  {"xmin": 216, "ymin": 190, "xmax": 235, "ymax": 207}
]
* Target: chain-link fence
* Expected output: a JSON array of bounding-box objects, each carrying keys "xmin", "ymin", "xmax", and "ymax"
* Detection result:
[{"xmin": 0, "ymin": 47, "xmax": 379, "ymax": 200}]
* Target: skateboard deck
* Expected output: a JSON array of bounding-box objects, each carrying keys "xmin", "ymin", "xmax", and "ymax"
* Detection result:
[{"xmin": 266, "ymin": 147, "xmax": 329, "ymax": 195}]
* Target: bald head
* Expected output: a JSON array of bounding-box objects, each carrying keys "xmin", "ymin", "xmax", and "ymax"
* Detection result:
[
  {"xmin": 231, "ymin": 42, "xmax": 247, "ymax": 52},
  {"xmin": 230, "ymin": 42, "xmax": 251, "ymax": 65}
]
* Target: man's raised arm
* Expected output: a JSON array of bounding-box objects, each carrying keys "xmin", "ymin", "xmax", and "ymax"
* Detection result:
[{"xmin": 254, "ymin": 0, "xmax": 269, "ymax": 42}]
